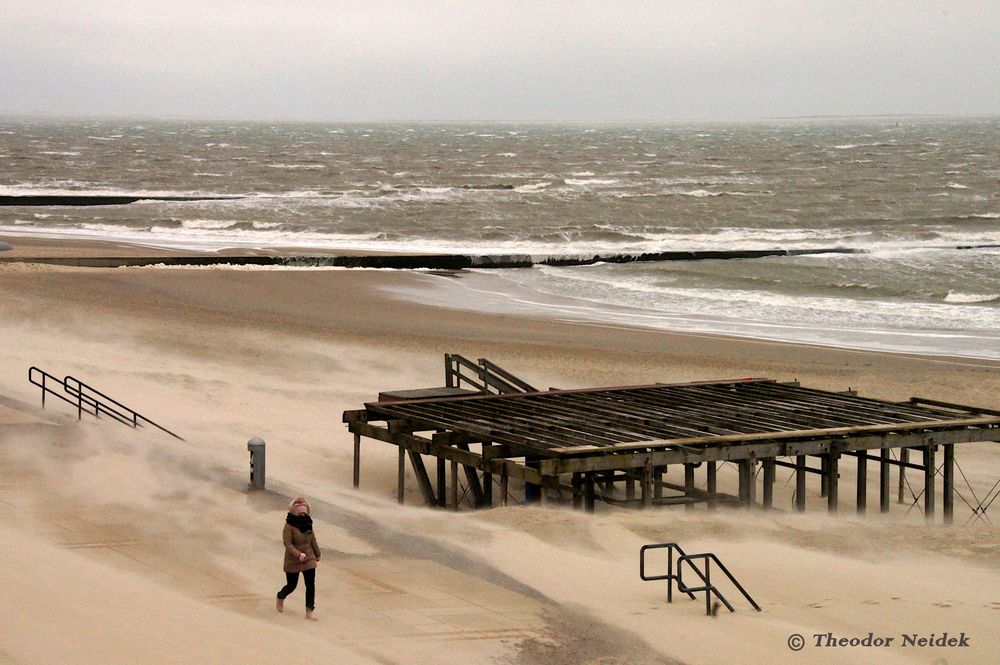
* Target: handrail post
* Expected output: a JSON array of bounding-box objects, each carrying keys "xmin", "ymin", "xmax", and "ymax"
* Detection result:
[{"xmin": 704, "ymin": 557, "xmax": 712, "ymax": 615}]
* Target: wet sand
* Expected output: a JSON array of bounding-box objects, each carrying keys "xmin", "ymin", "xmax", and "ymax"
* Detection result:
[{"xmin": 1, "ymin": 237, "xmax": 999, "ymax": 665}]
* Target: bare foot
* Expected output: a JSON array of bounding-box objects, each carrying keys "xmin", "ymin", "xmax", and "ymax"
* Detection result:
[
  {"xmin": 275, "ymin": 597, "xmax": 284, "ymax": 613},
  {"xmin": 305, "ymin": 610, "xmax": 318, "ymax": 621}
]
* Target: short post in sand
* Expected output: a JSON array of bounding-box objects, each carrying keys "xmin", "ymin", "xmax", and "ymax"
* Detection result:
[{"xmin": 248, "ymin": 437, "xmax": 266, "ymax": 490}]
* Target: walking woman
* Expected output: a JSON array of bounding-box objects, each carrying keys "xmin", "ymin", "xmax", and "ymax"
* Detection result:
[{"xmin": 276, "ymin": 497, "xmax": 320, "ymax": 620}]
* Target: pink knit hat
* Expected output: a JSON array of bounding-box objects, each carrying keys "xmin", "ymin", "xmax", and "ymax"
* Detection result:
[{"xmin": 289, "ymin": 497, "xmax": 311, "ymax": 514}]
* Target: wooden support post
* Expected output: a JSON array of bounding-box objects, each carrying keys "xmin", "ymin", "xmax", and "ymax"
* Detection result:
[
  {"xmin": 456, "ymin": 443, "xmax": 485, "ymax": 507},
  {"xmin": 602, "ymin": 470, "xmax": 614, "ymax": 493},
  {"xmin": 738, "ymin": 460, "xmax": 752, "ymax": 506},
  {"xmin": 795, "ymin": 455, "xmax": 807, "ymax": 512},
  {"xmin": 856, "ymin": 450, "xmax": 867, "ymax": 516},
  {"xmin": 653, "ymin": 466, "xmax": 664, "ymax": 501},
  {"xmin": 572, "ymin": 472, "xmax": 583, "ymax": 509},
  {"xmin": 943, "ymin": 444, "xmax": 954, "ymax": 525},
  {"xmin": 762, "ymin": 459, "xmax": 775, "ymax": 509},
  {"xmin": 584, "ymin": 473, "xmax": 596, "ymax": 513},
  {"xmin": 407, "ymin": 450, "xmax": 437, "ymax": 506},
  {"xmin": 880, "ymin": 448, "xmax": 890, "ymax": 514},
  {"xmin": 483, "ymin": 470, "xmax": 493, "ymax": 507},
  {"xmin": 684, "ymin": 463, "xmax": 696, "ymax": 511},
  {"xmin": 924, "ymin": 445, "xmax": 935, "ymax": 522},
  {"xmin": 397, "ymin": 445, "xmax": 405, "ymax": 505},
  {"xmin": 626, "ymin": 470, "xmax": 636, "ymax": 502},
  {"xmin": 437, "ymin": 457, "xmax": 446, "ymax": 508},
  {"xmin": 748, "ymin": 459, "xmax": 757, "ymax": 505},
  {"xmin": 500, "ymin": 468, "xmax": 509, "ymax": 507},
  {"xmin": 352, "ymin": 433, "xmax": 361, "ymax": 489},
  {"xmin": 898, "ymin": 448, "xmax": 909, "ymax": 504},
  {"xmin": 707, "ymin": 461, "xmax": 717, "ymax": 510},
  {"xmin": 525, "ymin": 456, "xmax": 541, "ymax": 504},
  {"xmin": 450, "ymin": 460, "xmax": 459, "ymax": 511},
  {"xmin": 826, "ymin": 453, "xmax": 839, "ymax": 514},
  {"xmin": 641, "ymin": 460, "xmax": 652, "ymax": 508},
  {"xmin": 820, "ymin": 455, "xmax": 829, "ymax": 497}
]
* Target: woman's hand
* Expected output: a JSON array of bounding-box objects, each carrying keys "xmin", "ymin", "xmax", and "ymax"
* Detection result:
[{"xmin": 298, "ymin": 553, "xmax": 307, "ymax": 562}]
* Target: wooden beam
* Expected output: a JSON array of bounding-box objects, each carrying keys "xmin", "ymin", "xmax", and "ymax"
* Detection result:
[
  {"xmin": 545, "ymin": 416, "xmax": 999, "ymax": 455},
  {"xmin": 584, "ymin": 473, "xmax": 596, "ymax": 513},
  {"xmin": 537, "ymin": 427, "xmax": 994, "ymax": 476},
  {"xmin": 450, "ymin": 460, "xmax": 459, "ymax": 511},
  {"xmin": 500, "ymin": 468, "xmax": 509, "ymax": 507}
]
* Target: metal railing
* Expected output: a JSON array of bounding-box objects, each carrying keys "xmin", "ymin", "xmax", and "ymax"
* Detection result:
[
  {"xmin": 640, "ymin": 542, "xmax": 760, "ymax": 615},
  {"xmin": 28, "ymin": 367, "xmax": 184, "ymax": 440}
]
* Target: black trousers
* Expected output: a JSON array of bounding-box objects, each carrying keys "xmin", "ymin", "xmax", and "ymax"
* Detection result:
[{"xmin": 277, "ymin": 569, "xmax": 316, "ymax": 610}]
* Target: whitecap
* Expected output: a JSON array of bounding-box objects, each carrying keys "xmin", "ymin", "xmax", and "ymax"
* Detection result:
[
  {"xmin": 181, "ymin": 219, "xmax": 239, "ymax": 230},
  {"xmin": 39, "ymin": 151, "xmax": 81, "ymax": 156},
  {"xmin": 565, "ymin": 178, "xmax": 619, "ymax": 186},
  {"xmin": 515, "ymin": 182, "xmax": 551, "ymax": 193},
  {"xmin": 944, "ymin": 291, "xmax": 1000, "ymax": 303},
  {"xmin": 946, "ymin": 182, "xmax": 968, "ymax": 189},
  {"xmin": 266, "ymin": 164, "xmax": 326, "ymax": 170}
]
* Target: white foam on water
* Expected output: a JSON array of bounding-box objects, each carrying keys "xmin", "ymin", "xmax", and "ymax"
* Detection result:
[
  {"xmin": 946, "ymin": 182, "xmax": 968, "ymax": 189},
  {"xmin": 394, "ymin": 269, "xmax": 1000, "ymax": 360},
  {"xmin": 564, "ymin": 178, "xmax": 620, "ymax": 186},
  {"xmin": 944, "ymin": 291, "xmax": 1000, "ymax": 303},
  {"xmin": 265, "ymin": 164, "xmax": 326, "ymax": 170}
]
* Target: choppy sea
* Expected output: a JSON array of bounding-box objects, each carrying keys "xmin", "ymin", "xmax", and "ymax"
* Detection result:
[{"xmin": 2, "ymin": 118, "xmax": 999, "ymax": 358}]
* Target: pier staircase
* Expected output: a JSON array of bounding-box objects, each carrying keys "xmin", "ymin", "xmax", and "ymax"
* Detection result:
[
  {"xmin": 640, "ymin": 542, "xmax": 761, "ymax": 615},
  {"xmin": 28, "ymin": 367, "xmax": 184, "ymax": 440}
]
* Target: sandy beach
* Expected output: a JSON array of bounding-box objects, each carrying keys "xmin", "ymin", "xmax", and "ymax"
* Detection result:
[{"xmin": 2, "ymin": 236, "xmax": 999, "ymax": 665}]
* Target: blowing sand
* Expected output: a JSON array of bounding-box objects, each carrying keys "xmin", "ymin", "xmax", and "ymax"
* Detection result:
[{"xmin": 1, "ymin": 239, "xmax": 998, "ymax": 665}]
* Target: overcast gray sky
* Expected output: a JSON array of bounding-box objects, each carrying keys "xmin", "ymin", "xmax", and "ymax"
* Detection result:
[{"xmin": 1, "ymin": 1, "xmax": 997, "ymax": 121}]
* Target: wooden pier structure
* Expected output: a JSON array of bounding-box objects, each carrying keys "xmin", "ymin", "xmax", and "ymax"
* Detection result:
[{"xmin": 343, "ymin": 356, "xmax": 1000, "ymax": 523}]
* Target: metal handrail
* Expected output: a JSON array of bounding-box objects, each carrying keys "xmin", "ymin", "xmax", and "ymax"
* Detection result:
[
  {"xmin": 28, "ymin": 367, "xmax": 184, "ymax": 440},
  {"xmin": 640, "ymin": 542, "xmax": 760, "ymax": 615},
  {"xmin": 444, "ymin": 353, "xmax": 536, "ymax": 395},
  {"xmin": 477, "ymin": 358, "xmax": 539, "ymax": 393},
  {"xmin": 677, "ymin": 553, "xmax": 761, "ymax": 615},
  {"xmin": 639, "ymin": 542, "xmax": 698, "ymax": 602},
  {"xmin": 64, "ymin": 375, "xmax": 184, "ymax": 440}
]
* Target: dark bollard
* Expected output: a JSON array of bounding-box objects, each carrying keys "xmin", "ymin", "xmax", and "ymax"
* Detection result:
[{"xmin": 247, "ymin": 437, "xmax": 266, "ymax": 490}]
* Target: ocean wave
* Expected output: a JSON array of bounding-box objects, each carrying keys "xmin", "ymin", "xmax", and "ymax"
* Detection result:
[
  {"xmin": 514, "ymin": 182, "xmax": 551, "ymax": 192},
  {"xmin": 266, "ymin": 163, "xmax": 326, "ymax": 170},
  {"xmin": 944, "ymin": 291, "xmax": 1000, "ymax": 303},
  {"xmin": 564, "ymin": 178, "xmax": 620, "ymax": 186},
  {"xmin": 945, "ymin": 182, "xmax": 968, "ymax": 189}
]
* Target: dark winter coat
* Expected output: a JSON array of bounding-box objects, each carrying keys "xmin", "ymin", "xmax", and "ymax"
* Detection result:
[{"xmin": 282, "ymin": 523, "xmax": 320, "ymax": 573}]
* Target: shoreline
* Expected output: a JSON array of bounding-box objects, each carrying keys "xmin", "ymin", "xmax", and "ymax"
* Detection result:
[{"xmin": 5, "ymin": 233, "xmax": 999, "ymax": 364}]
